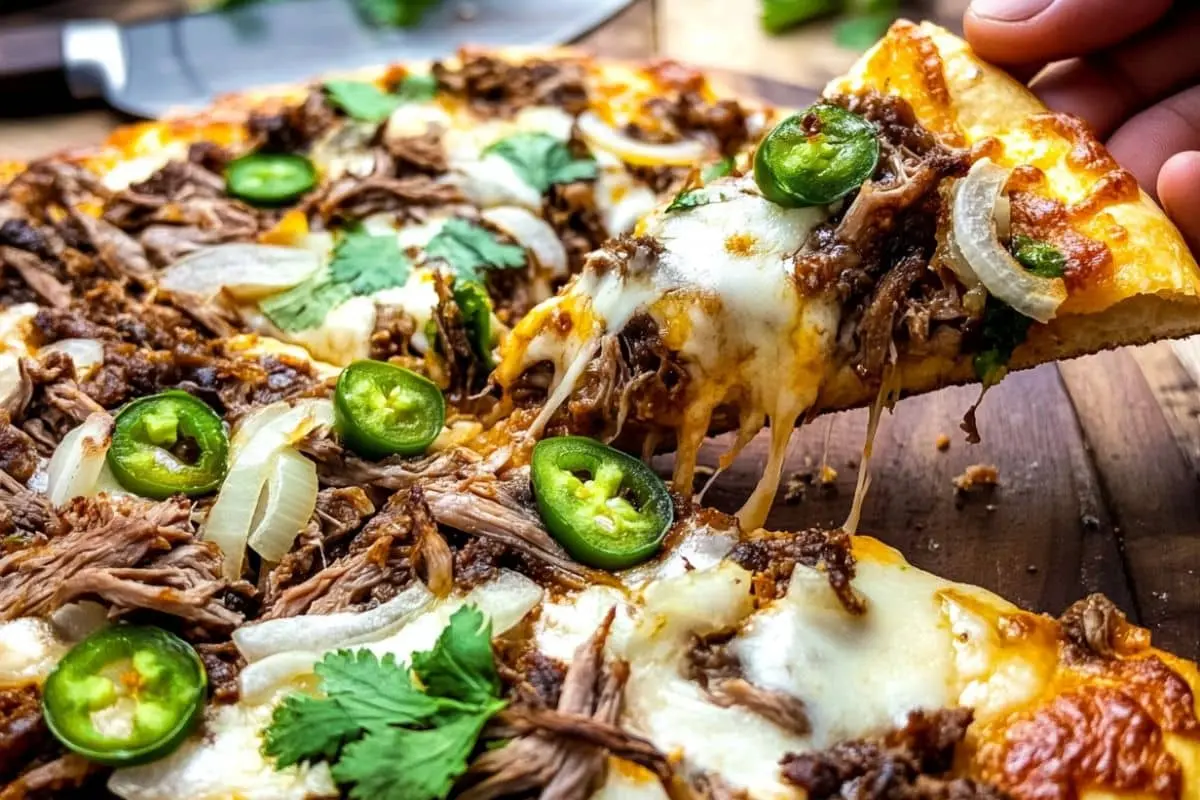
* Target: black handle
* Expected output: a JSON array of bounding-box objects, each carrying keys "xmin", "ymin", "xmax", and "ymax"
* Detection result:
[{"xmin": 0, "ymin": 22, "xmax": 74, "ymax": 115}]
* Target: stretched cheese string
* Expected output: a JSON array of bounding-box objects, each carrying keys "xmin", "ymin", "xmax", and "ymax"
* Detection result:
[
  {"xmin": 736, "ymin": 407, "xmax": 802, "ymax": 531},
  {"xmin": 525, "ymin": 334, "xmax": 601, "ymax": 439},
  {"xmin": 844, "ymin": 365, "xmax": 899, "ymax": 536}
]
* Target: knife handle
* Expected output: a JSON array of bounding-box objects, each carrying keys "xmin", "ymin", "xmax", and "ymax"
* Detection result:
[{"xmin": 0, "ymin": 23, "xmax": 73, "ymax": 115}]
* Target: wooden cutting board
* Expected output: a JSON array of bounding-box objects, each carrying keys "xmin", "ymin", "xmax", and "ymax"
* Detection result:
[{"xmin": 2, "ymin": 0, "xmax": 1198, "ymax": 660}]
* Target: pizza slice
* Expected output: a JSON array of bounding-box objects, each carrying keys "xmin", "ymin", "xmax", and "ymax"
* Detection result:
[
  {"xmin": 8, "ymin": 474, "xmax": 1195, "ymax": 800},
  {"xmin": 493, "ymin": 21, "xmax": 1200, "ymax": 528}
]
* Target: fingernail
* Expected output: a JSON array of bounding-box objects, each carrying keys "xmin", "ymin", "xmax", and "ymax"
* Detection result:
[{"xmin": 970, "ymin": 0, "xmax": 1053, "ymax": 22}]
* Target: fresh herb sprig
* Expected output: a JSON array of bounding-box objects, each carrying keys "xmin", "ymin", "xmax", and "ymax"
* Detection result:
[
  {"xmin": 485, "ymin": 133, "xmax": 598, "ymax": 193},
  {"xmin": 324, "ymin": 74, "xmax": 438, "ymax": 123},
  {"xmin": 426, "ymin": 219, "xmax": 527, "ymax": 283},
  {"xmin": 260, "ymin": 226, "xmax": 412, "ymax": 333},
  {"xmin": 264, "ymin": 606, "xmax": 505, "ymax": 800}
]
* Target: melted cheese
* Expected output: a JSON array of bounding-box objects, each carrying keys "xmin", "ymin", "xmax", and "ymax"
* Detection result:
[
  {"xmin": 735, "ymin": 560, "xmax": 957, "ymax": 746},
  {"xmin": 0, "ymin": 618, "xmax": 71, "ymax": 687},
  {"xmin": 500, "ymin": 177, "xmax": 835, "ymax": 528}
]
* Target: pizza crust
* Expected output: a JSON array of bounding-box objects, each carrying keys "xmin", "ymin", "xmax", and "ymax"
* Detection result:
[{"xmin": 817, "ymin": 21, "xmax": 1200, "ymax": 414}]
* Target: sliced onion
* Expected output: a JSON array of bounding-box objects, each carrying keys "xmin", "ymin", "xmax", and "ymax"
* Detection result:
[
  {"xmin": 159, "ymin": 244, "xmax": 321, "ymax": 302},
  {"xmin": 247, "ymin": 449, "xmax": 319, "ymax": 563},
  {"xmin": 481, "ymin": 206, "xmax": 569, "ymax": 278},
  {"xmin": 46, "ymin": 412, "xmax": 114, "ymax": 507},
  {"xmin": 237, "ymin": 651, "xmax": 322, "ymax": 704},
  {"xmin": 0, "ymin": 618, "xmax": 71, "ymax": 685},
  {"xmin": 450, "ymin": 156, "xmax": 544, "ymax": 210},
  {"xmin": 0, "ymin": 302, "xmax": 39, "ymax": 355},
  {"xmin": 577, "ymin": 110, "xmax": 709, "ymax": 167},
  {"xmin": 203, "ymin": 400, "xmax": 333, "ymax": 580},
  {"xmin": 232, "ymin": 582, "xmax": 434, "ymax": 662},
  {"xmin": 50, "ymin": 601, "xmax": 110, "ymax": 641},
  {"xmin": 39, "ymin": 338, "xmax": 104, "ymax": 380},
  {"xmin": 309, "ymin": 121, "xmax": 377, "ymax": 181},
  {"xmin": 952, "ymin": 158, "xmax": 1067, "ymax": 324}
]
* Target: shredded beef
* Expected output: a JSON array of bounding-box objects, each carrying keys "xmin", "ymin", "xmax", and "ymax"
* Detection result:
[
  {"xmin": 793, "ymin": 92, "xmax": 972, "ymax": 387},
  {"xmin": 369, "ymin": 305, "xmax": 417, "ymax": 361},
  {"xmin": 687, "ymin": 630, "xmax": 812, "ymax": 735},
  {"xmin": 729, "ymin": 528, "xmax": 864, "ymax": 613},
  {"xmin": 1, "ymin": 247, "xmax": 71, "ymax": 309},
  {"xmin": 0, "ymin": 686, "xmax": 49, "ymax": 782},
  {"xmin": 544, "ymin": 181, "xmax": 609, "ymax": 275},
  {"xmin": 433, "ymin": 51, "xmax": 588, "ymax": 117},
  {"xmin": 463, "ymin": 612, "xmax": 670, "ymax": 799},
  {"xmin": 386, "ymin": 130, "xmax": 448, "ymax": 174},
  {"xmin": 629, "ymin": 93, "xmax": 750, "ymax": 156},
  {"xmin": 498, "ymin": 647, "xmax": 568, "ymax": 710},
  {"xmin": 247, "ymin": 89, "xmax": 338, "ymax": 152},
  {"xmin": 0, "ymin": 412, "xmax": 39, "ymax": 483},
  {"xmin": 260, "ymin": 487, "xmax": 430, "ymax": 619},
  {"xmin": 454, "ymin": 536, "xmax": 510, "ymax": 590},
  {"xmin": 312, "ymin": 173, "xmax": 461, "ymax": 222},
  {"xmin": 0, "ymin": 753, "xmax": 100, "ymax": 800},
  {"xmin": 781, "ymin": 708, "xmax": 1008, "ymax": 800},
  {"xmin": 0, "ymin": 496, "xmax": 246, "ymax": 637},
  {"xmin": 196, "ymin": 641, "xmax": 246, "ymax": 704}
]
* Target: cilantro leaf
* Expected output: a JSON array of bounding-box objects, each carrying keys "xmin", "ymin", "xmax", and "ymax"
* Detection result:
[
  {"xmin": 485, "ymin": 133, "xmax": 598, "ymax": 193},
  {"xmin": 317, "ymin": 650, "xmax": 440, "ymax": 730},
  {"xmin": 425, "ymin": 219, "xmax": 526, "ymax": 282},
  {"xmin": 397, "ymin": 73, "xmax": 438, "ymax": 103},
  {"xmin": 332, "ymin": 709, "xmax": 496, "ymax": 800},
  {"xmin": 263, "ymin": 606, "xmax": 506, "ymax": 800},
  {"xmin": 355, "ymin": 0, "xmax": 443, "ymax": 28},
  {"xmin": 972, "ymin": 297, "xmax": 1033, "ymax": 387},
  {"xmin": 260, "ymin": 227, "xmax": 410, "ymax": 332},
  {"xmin": 412, "ymin": 606, "xmax": 499, "ymax": 706},
  {"xmin": 260, "ymin": 278, "xmax": 354, "ymax": 333},
  {"xmin": 665, "ymin": 185, "xmax": 738, "ymax": 214},
  {"xmin": 1012, "ymin": 235, "xmax": 1066, "ymax": 278},
  {"xmin": 324, "ymin": 80, "xmax": 401, "ymax": 123},
  {"xmin": 700, "ymin": 156, "xmax": 735, "ymax": 183},
  {"xmin": 264, "ymin": 693, "xmax": 361, "ymax": 768},
  {"xmin": 328, "ymin": 226, "xmax": 412, "ymax": 294}
]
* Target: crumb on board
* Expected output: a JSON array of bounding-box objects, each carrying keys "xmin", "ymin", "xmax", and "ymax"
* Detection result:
[
  {"xmin": 783, "ymin": 464, "xmax": 839, "ymax": 504},
  {"xmin": 953, "ymin": 463, "xmax": 1000, "ymax": 493},
  {"xmin": 935, "ymin": 433, "xmax": 951, "ymax": 452}
]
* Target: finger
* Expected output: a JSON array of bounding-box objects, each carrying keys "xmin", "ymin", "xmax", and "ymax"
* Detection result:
[
  {"xmin": 964, "ymin": 0, "xmax": 1172, "ymax": 65},
  {"xmin": 1157, "ymin": 152, "xmax": 1200, "ymax": 253},
  {"xmin": 1107, "ymin": 85, "xmax": 1200, "ymax": 201},
  {"xmin": 1029, "ymin": 9, "xmax": 1200, "ymax": 138}
]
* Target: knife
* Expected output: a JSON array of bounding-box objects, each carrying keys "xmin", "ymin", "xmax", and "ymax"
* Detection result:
[{"xmin": 0, "ymin": 0, "xmax": 633, "ymax": 119}]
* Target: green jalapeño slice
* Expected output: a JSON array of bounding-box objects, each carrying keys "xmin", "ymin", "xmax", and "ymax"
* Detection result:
[
  {"xmin": 225, "ymin": 153, "xmax": 317, "ymax": 205},
  {"xmin": 530, "ymin": 436, "xmax": 673, "ymax": 570},
  {"xmin": 108, "ymin": 391, "xmax": 229, "ymax": 499},
  {"xmin": 334, "ymin": 360, "xmax": 446, "ymax": 459},
  {"xmin": 453, "ymin": 280, "xmax": 497, "ymax": 369},
  {"xmin": 42, "ymin": 625, "xmax": 207, "ymax": 767},
  {"xmin": 754, "ymin": 103, "xmax": 880, "ymax": 207}
]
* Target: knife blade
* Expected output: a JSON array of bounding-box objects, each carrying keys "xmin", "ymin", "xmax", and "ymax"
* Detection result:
[{"xmin": 1, "ymin": 0, "xmax": 633, "ymax": 119}]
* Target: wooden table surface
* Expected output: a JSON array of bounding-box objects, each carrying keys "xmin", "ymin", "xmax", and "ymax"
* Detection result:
[{"xmin": 3, "ymin": 0, "xmax": 1199, "ymax": 660}]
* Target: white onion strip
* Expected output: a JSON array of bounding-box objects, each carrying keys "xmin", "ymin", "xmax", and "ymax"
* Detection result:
[
  {"xmin": 577, "ymin": 110, "xmax": 708, "ymax": 167},
  {"xmin": 203, "ymin": 400, "xmax": 334, "ymax": 580},
  {"xmin": 232, "ymin": 582, "xmax": 434, "ymax": 663},
  {"xmin": 481, "ymin": 206, "xmax": 569, "ymax": 278},
  {"xmin": 46, "ymin": 412, "xmax": 114, "ymax": 507},
  {"xmin": 159, "ymin": 244, "xmax": 321, "ymax": 302},
  {"xmin": 247, "ymin": 450, "xmax": 319, "ymax": 563},
  {"xmin": 952, "ymin": 158, "xmax": 1067, "ymax": 323}
]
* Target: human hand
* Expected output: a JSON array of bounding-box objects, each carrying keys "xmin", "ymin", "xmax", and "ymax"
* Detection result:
[{"xmin": 964, "ymin": 0, "xmax": 1200, "ymax": 250}]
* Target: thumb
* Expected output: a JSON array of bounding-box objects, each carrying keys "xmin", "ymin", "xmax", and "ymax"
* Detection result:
[{"xmin": 964, "ymin": 0, "xmax": 1171, "ymax": 65}]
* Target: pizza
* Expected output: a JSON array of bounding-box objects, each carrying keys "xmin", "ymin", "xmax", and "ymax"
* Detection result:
[
  {"xmin": 0, "ymin": 27, "xmax": 1198, "ymax": 800},
  {"xmin": 493, "ymin": 21, "xmax": 1200, "ymax": 529}
]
